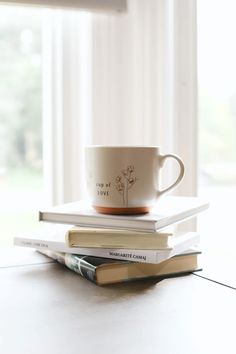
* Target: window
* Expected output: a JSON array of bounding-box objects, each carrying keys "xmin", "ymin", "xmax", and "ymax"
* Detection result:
[
  {"xmin": 0, "ymin": 2, "xmax": 124, "ymax": 250},
  {"xmin": 0, "ymin": 6, "xmax": 43, "ymax": 247},
  {"xmin": 198, "ymin": 0, "xmax": 236, "ymax": 258},
  {"xmin": 196, "ymin": 0, "xmax": 235, "ymax": 291}
]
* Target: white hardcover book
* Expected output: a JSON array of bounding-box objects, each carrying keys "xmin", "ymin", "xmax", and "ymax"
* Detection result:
[
  {"xmin": 39, "ymin": 196, "xmax": 209, "ymax": 232},
  {"xmin": 14, "ymin": 224, "xmax": 200, "ymax": 264}
]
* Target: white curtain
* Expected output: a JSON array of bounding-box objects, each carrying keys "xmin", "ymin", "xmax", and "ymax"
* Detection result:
[
  {"xmin": 43, "ymin": 0, "xmax": 197, "ymax": 205},
  {"xmin": 91, "ymin": 0, "xmax": 169, "ymax": 147}
]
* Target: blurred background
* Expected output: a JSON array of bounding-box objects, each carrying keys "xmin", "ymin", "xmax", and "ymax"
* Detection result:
[
  {"xmin": 0, "ymin": 1, "xmax": 236, "ymax": 266},
  {"xmin": 0, "ymin": 6, "xmax": 43, "ymax": 245}
]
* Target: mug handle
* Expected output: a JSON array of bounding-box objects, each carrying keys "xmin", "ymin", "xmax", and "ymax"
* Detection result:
[{"xmin": 157, "ymin": 154, "xmax": 185, "ymax": 198}]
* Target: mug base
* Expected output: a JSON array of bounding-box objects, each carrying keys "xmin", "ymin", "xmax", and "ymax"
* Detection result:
[{"xmin": 93, "ymin": 205, "xmax": 150, "ymax": 215}]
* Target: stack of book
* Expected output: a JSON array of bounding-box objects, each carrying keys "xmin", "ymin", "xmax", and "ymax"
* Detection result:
[{"xmin": 14, "ymin": 196, "xmax": 209, "ymax": 286}]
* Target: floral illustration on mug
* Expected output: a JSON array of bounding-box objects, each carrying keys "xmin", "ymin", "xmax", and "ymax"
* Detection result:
[{"xmin": 115, "ymin": 165, "xmax": 138, "ymax": 207}]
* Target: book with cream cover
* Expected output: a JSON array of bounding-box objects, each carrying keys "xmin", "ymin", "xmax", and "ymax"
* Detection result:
[{"xmin": 65, "ymin": 226, "xmax": 176, "ymax": 250}]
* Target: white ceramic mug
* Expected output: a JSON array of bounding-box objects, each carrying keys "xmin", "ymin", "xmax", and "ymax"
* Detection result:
[{"xmin": 85, "ymin": 146, "xmax": 185, "ymax": 214}]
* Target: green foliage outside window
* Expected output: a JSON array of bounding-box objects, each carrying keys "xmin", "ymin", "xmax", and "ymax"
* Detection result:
[
  {"xmin": 0, "ymin": 7, "xmax": 42, "ymax": 172},
  {"xmin": 0, "ymin": 7, "xmax": 43, "ymax": 247}
]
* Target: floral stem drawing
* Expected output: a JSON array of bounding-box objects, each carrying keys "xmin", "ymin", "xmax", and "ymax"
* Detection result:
[{"xmin": 115, "ymin": 165, "xmax": 138, "ymax": 207}]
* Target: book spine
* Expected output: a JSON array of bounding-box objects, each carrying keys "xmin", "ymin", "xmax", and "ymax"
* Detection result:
[
  {"xmin": 14, "ymin": 237, "xmax": 158, "ymax": 263},
  {"xmin": 14, "ymin": 237, "xmax": 69, "ymax": 253},
  {"xmin": 98, "ymin": 249, "xmax": 157, "ymax": 263}
]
